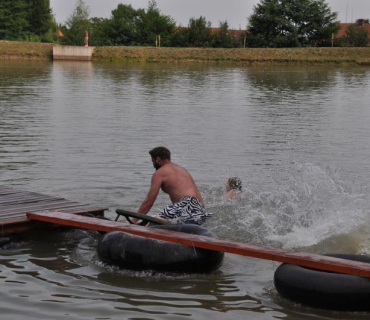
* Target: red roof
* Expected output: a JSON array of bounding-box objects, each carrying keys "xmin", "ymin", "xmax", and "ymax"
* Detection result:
[
  {"xmin": 175, "ymin": 26, "xmax": 248, "ymax": 37},
  {"xmin": 210, "ymin": 28, "xmax": 248, "ymax": 37},
  {"xmin": 337, "ymin": 22, "xmax": 370, "ymax": 38}
]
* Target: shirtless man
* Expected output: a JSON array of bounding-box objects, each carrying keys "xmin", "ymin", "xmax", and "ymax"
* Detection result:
[
  {"xmin": 138, "ymin": 147, "xmax": 212, "ymax": 225},
  {"xmin": 84, "ymin": 30, "xmax": 89, "ymax": 47}
]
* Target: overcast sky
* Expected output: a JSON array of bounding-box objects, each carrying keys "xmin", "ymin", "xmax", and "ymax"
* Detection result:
[{"xmin": 50, "ymin": 0, "xmax": 370, "ymax": 29}]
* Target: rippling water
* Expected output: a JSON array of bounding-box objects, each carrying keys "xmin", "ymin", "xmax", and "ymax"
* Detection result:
[{"xmin": 1, "ymin": 60, "xmax": 370, "ymax": 319}]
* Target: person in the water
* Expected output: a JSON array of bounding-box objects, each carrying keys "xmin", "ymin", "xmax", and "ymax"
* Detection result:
[
  {"xmin": 225, "ymin": 177, "xmax": 242, "ymax": 199},
  {"xmin": 137, "ymin": 147, "xmax": 212, "ymax": 225}
]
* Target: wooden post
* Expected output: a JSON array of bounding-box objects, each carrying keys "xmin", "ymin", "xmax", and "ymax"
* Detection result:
[
  {"xmin": 155, "ymin": 35, "xmax": 161, "ymax": 48},
  {"xmin": 244, "ymin": 36, "xmax": 246, "ymax": 48},
  {"xmin": 332, "ymin": 33, "xmax": 334, "ymax": 47}
]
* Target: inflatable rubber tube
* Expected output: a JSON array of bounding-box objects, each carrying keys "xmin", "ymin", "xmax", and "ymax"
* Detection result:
[
  {"xmin": 274, "ymin": 254, "xmax": 370, "ymax": 311},
  {"xmin": 97, "ymin": 224, "xmax": 224, "ymax": 272},
  {"xmin": 0, "ymin": 237, "xmax": 11, "ymax": 247}
]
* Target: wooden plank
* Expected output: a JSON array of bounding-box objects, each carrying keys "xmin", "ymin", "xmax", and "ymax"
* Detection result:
[
  {"xmin": 0, "ymin": 214, "xmax": 29, "ymax": 220},
  {"xmin": 0, "ymin": 200, "xmax": 83, "ymax": 214},
  {"xmin": 0, "ymin": 209, "xmax": 105, "ymax": 236},
  {"xmin": 57, "ymin": 206, "xmax": 108, "ymax": 214},
  {"xmin": 0, "ymin": 205, "xmax": 107, "ymax": 220},
  {"xmin": 0, "ymin": 186, "xmax": 107, "ymax": 236},
  {"xmin": 0, "ymin": 203, "xmax": 102, "ymax": 218},
  {"xmin": 0, "ymin": 217, "xmax": 41, "ymax": 235},
  {"xmin": 0, "ymin": 216, "xmax": 30, "ymax": 224},
  {"xmin": 27, "ymin": 211, "xmax": 370, "ymax": 278}
]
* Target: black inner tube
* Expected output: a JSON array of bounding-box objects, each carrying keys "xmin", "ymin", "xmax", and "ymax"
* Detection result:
[
  {"xmin": 98, "ymin": 224, "xmax": 224, "ymax": 273},
  {"xmin": 274, "ymin": 254, "xmax": 370, "ymax": 311},
  {"xmin": 0, "ymin": 237, "xmax": 11, "ymax": 247}
]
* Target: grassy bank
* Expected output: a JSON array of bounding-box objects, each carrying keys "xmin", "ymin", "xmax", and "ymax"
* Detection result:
[
  {"xmin": 93, "ymin": 46, "xmax": 370, "ymax": 65},
  {"xmin": 0, "ymin": 40, "xmax": 53, "ymax": 59},
  {"xmin": 1, "ymin": 40, "xmax": 370, "ymax": 65}
]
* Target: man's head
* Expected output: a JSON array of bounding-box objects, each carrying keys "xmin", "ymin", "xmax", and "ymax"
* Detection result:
[
  {"xmin": 149, "ymin": 147, "xmax": 171, "ymax": 170},
  {"xmin": 227, "ymin": 177, "xmax": 242, "ymax": 191}
]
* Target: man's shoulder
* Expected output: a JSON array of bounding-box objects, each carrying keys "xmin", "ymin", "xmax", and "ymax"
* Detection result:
[
  {"xmin": 161, "ymin": 162, "xmax": 179, "ymax": 171},
  {"xmin": 154, "ymin": 163, "xmax": 184, "ymax": 177},
  {"xmin": 153, "ymin": 163, "xmax": 172, "ymax": 176}
]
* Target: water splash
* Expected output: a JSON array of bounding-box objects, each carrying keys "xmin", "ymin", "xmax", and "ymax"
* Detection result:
[{"xmin": 205, "ymin": 162, "xmax": 370, "ymax": 254}]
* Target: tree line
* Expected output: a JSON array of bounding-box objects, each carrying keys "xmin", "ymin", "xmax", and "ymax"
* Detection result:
[
  {"xmin": 0, "ymin": 0, "xmax": 369, "ymax": 48},
  {"xmin": 0, "ymin": 0, "xmax": 57, "ymax": 42},
  {"xmin": 62, "ymin": 0, "xmax": 244, "ymax": 48}
]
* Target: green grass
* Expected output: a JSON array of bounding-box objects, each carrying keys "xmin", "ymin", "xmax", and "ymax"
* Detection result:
[
  {"xmin": 1, "ymin": 40, "xmax": 370, "ymax": 65},
  {"xmin": 93, "ymin": 46, "xmax": 370, "ymax": 65},
  {"xmin": 0, "ymin": 40, "xmax": 53, "ymax": 59}
]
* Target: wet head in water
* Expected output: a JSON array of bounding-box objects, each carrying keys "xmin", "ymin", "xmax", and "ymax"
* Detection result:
[{"xmin": 225, "ymin": 177, "xmax": 242, "ymax": 199}]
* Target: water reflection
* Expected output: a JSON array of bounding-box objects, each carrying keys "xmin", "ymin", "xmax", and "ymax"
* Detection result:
[
  {"xmin": 0, "ymin": 61, "xmax": 53, "ymax": 178},
  {"xmin": 246, "ymin": 66, "xmax": 337, "ymax": 91}
]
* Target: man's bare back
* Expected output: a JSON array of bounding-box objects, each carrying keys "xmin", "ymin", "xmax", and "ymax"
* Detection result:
[{"xmin": 155, "ymin": 162, "xmax": 204, "ymax": 205}]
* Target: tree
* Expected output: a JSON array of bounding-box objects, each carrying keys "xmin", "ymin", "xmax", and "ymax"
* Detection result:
[
  {"xmin": 0, "ymin": 0, "xmax": 29, "ymax": 40},
  {"xmin": 187, "ymin": 16, "xmax": 212, "ymax": 47},
  {"xmin": 0, "ymin": 0, "xmax": 55, "ymax": 42},
  {"xmin": 95, "ymin": 1, "xmax": 175, "ymax": 46},
  {"xmin": 27, "ymin": 0, "xmax": 53, "ymax": 37},
  {"xmin": 356, "ymin": 19, "xmax": 369, "ymax": 24},
  {"xmin": 343, "ymin": 25, "xmax": 370, "ymax": 47},
  {"xmin": 170, "ymin": 26, "xmax": 190, "ymax": 47},
  {"xmin": 102, "ymin": 4, "xmax": 143, "ymax": 45},
  {"xmin": 64, "ymin": 0, "xmax": 90, "ymax": 45},
  {"xmin": 136, "ymin": 0, "xmax": 176, "ymax": 46},
  {"xmin": 212, "ymin": 21, "xmax": 236, "ymax": 48},
  {"xmin": 247, "ymin": 0, "xmax": 339, "ymax": 47},
  {"xmin": 89, "ymin": 17, "xmax": 111, "ymax": 46}
]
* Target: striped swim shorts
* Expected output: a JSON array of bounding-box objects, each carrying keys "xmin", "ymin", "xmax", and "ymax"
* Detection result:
[{"xmin": 159, "ymin": 196, "xmax": 213, "ymax": 225}]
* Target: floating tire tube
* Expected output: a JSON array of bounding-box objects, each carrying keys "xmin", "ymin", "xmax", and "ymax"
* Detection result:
[
  {"xmin": 97, "ymin": 224, "xmax": 224, "ymax": 272},
  {"xmin": 0, "ymin": 237, "xmax": 11, "ymax": 247},
  {"xmin": 274, "ymin": 254, "xmax": 370, "ymax": 311}
]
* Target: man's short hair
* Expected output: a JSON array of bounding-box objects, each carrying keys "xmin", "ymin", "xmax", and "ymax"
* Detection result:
[
  {"xmin": 228, "ymin": 177, "xmax": 242, "ymax": 191},
  {"xmin": 149, "ymin": 147, "xmax": 171, "ymax": 160}
]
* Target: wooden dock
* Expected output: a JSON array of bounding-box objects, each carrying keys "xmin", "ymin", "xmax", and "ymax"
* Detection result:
[{"xmin": 0, "ymin": 185, "xmax": 107, "ymax": 236}]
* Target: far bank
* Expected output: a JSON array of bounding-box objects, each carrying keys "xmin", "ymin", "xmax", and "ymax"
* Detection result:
[{"xmin": 1, "ymin": 40, "xmax": 370, "ymax": 65}]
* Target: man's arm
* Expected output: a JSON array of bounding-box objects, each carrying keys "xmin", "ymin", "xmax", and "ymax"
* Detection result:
[{"xmin": 137, "ymin": 172, "xmax": 162, "ymax": 215}]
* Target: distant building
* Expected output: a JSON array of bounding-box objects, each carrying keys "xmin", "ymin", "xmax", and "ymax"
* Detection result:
[
  {"xmin": 210, "ymin": 28, "xmax": 248, "ymax": 39},
  {"xmin": 337, "ymin": 19, "xmax": 370, "ymax": 38},
  {"xmin": 175, "ymin": 26, "xmax": 248, "ymax": 39}
]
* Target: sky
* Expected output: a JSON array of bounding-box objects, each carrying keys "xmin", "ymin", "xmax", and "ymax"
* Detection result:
[{"xmin": 50, "ymin": 0, "xmax": 370, "ymax": 29}]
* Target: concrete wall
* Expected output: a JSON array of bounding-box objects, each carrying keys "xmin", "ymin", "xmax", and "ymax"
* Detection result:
[{"xmin": 53, "ymin": 46, "xmax": 94, "ymax": 61}]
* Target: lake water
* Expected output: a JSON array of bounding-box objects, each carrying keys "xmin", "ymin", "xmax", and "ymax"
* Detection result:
[{"xmin": 1, "ymin": 59, "xmax": 370, "ymax": 320}]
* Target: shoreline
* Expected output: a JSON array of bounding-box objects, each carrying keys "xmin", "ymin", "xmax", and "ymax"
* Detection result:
[{"xmin": 1, "ymin": 40, "xmax": 370, "ymax": 65}]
